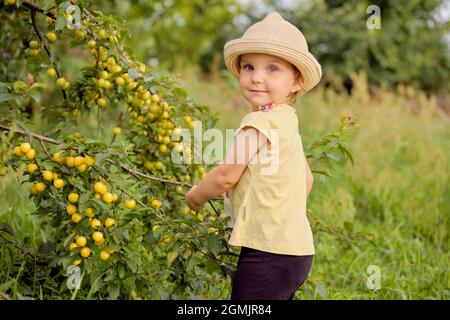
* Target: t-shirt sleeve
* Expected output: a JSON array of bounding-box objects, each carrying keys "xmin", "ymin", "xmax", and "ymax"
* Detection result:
[{"xmin": 235, "ymin": 112, "xmax": 272, "ymax": 144}]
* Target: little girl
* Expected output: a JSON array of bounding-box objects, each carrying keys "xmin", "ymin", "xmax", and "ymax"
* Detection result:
[{"xmin": 185, "ymin": 12, "xmax": 321, "ymax": 300}]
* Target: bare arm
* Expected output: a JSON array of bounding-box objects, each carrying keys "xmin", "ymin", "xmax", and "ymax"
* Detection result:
[{"xmin": 185, "ymin": 126, "xmax": 269, "ymax": 211}]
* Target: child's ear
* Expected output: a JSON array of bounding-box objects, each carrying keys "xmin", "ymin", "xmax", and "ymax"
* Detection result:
[{"xmin": 292, "ymin": 71, "xmax": 303, "ymax": 93}]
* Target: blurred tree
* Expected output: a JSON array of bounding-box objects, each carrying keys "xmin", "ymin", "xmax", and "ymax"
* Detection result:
[
  {"xmin": 92, "ymin": 0, "xmax": 242, "ymax": 71},
  {"xmin": 265, "ymin": 0, "xmax": 450, "ymax": 93}
]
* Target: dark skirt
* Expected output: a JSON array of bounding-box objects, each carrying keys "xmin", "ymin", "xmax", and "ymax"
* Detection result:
[{"xmin": 230, "ymin": 246, "xmax": 314, "ymax": 300}]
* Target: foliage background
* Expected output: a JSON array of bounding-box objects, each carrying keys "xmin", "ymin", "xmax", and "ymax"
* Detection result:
[{"xmin": 0, "ymin": 0, "xmax": 449, "ymax": 300}]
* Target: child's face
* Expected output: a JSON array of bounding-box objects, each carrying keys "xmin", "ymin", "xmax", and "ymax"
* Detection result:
[{"xmin": 238, "ymin": 53, "xmax": 302, "ymax": 108}]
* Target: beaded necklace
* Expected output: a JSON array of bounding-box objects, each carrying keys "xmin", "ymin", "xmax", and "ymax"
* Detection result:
[{"xmin": 258, "ymin": 103, "xmax": 275, "ymax": 112}]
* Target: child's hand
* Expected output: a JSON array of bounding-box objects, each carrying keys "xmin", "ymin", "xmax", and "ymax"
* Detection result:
[{"xmin": 185, "ymin": 185, "xmax": 204, "ymax": 212}]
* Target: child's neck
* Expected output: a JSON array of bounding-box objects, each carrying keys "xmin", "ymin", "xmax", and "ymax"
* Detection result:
[{"xmin": 252, "ymin": 102, "xmax": 290, "ymax": 112}]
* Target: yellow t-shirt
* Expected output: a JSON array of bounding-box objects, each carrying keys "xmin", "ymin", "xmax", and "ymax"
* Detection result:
[{"xmin": 227, "ymin": 103, "xmax": 315, "ymax": 256}]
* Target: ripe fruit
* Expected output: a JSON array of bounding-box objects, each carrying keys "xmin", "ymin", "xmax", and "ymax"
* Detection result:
[
  {"xmin": 14, "ymin": 146, "xmax": 23, "ymax": 156},
  {"xmin": 110, "ymin": 65, "xmax": 121, "ymax": 73},
  {"xmin": 197, "ymin": 214, "xmax": 204, "ymax": 222},
  {"xmin": 42, "ymin": 170, "xmax": 53, "ymax": 181},
  {"xmin": 151, "ymin": 199, "xmax": 161, "ymax": 209},
  {"xmin": 113, "ymin": 127, "xmax": 121, "ymax": 135},
  {"xmin": 124, "ymin": 199, "xmax": 135, "ymax": 209},
  {"xmin": 76, "ymin": 30, "xmax": 86, "ymax": 39},
  {"xmin": 88, "ymin": 40, "xmax": 96, "ymax": 48},
  {"xmin": 102, "ymin": 192, "xmax": 114, "ymax": 203},
  {"xmin": 29, "ymin": 49, "xmax": 39, "ymax": 57},
  {"xmin": 175, "ymin": 185, "xmax": 183, "ymax": 193},
  {"xmin": 71, "ymin": 213, "xmax": 82, "ymax": 223},
  {"xmin": 100, "ymin": 250, "xmax": 110, "ymax": 261},
  {"xmin": 98, "ymin": 29, "xmax": 107, "ymax": 39},
  {"xmin": 47, "ymin": 68, "xmax": 57, "ymax": 77},
  {"xmin": 90, "ymin": 218, "xmax": 101, "ymax": 229},
  {"xmin": 66, "ymin": 204, "xmax": 77, "ymax": 215},
  {"xmin": 73, "ymin": 259, "xmax": 81, "ymax": 266},
  {"xmin": 35, "ymin": 182, "xmax": 46, "ymax": 193},
  {"xmin": 47, "ymin": 32, "xmax": 57, "ymax": 42},
  {"xmin": 6, "ymin": 0, "xmax": 16, "ymax": 5},
  {"xmin": 115, "ymin": 76, "xmax": 125, "ymax": 86},
  {"xmin": 92, "ymin": 231, "xmax": 104, "ymax": 242},
  {"xmin": 68, "ymin": 193, "xmax": 79, "ymax": 203},
  {"xmin": 181, "ymin": 207, "xmax": 190, "ymax": 216},
  {"xmin": 159, "ymin": 144, "xmax": 168, "ymax": 154},
  {"xmin": 154, "ymin": 161, "xmax": 163, "ymax": 170},
  {"xmin": 80, "ymin": 247, "xmax": 91, "ymax": 258},
  {"xmin": 53, "ymin": 178, "xmax": 65, "ymax": 189},
  {"xmin": 64, "ymin": 13, "xmax": 73, "ymax": 21},
  {"xmin": 94, "ymin": 181, "xmax": 107, "ymax": 195},
  {"xmin": 97, "ymin": 98, "xmax": 107, "ymax": 108},
  {"xmin": 77, "ymin": 164, "xmax": 87, "ymax": 173},
  {"xmin": 198, "ymin": 166, "xmax": 206, "ymax": 175},
  {"xmin": 76, "ymin": 236, "xmax": 87, "ymax": 247},
  {"xmin": 150, "ymin": 95, "xmax": 160, "ymax": 104},
  {"xmin": 69, "ymin": 243, "xmax": 78, "ymax": 251},
  {"xmin": 27, "ymin": 163, "xmax": 38, "ymax": 173},
  {"xmin": 208, "ymin": 227, "xmax": 219, "ymax": 235},
  {"xmin": 29, "ymin": 40, "xmax": 39, "ymax": 49},
  {"xmin": 84, "ymin": 156, "xmax": 95, "ymax": 166},
  {"xmin": 85, "ymin": 207, "xmax": 95, "ymax": 218},
  {"xmin": 104, "ymin": 217, "xmax": 115, "ymax": 228},
  {"xmin": 30, "ymin": 184, "xmax": 38, "ymax": 195},
  {"xmin": 20, "ymin": 142, "xmax": 31, "ymax": 154},
  {"xmin": 25, "ymin": 149, "xmax": 36, "ymax": 160},
  {"xmin": 56, "ymin": 77, "xmax": 66, "ymax": 88},
  {"xmin": 95, "ymin": 238, "xmax": 105, "ymax": 246},
  {"xmin": 183, "ymin": 116, "xmax": 192, "ymax": 124},
  {"xmin": 99, "ymin": 71, "xmax": 109, "ymax": 79},
  {"xmin": 74, "ymin": 156, "xmax": 85, "ymax": 166},
  {"xmin": 52, "ymin": 152, "xmax": 63, "ymax": 164},
  {"xmin": 187, "ymin": 121, "xmax": 195, "ymax": 129}
]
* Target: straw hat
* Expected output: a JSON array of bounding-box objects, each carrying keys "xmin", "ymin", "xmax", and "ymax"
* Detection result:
[{"xmin": 224, "ymin": 12, "xmax": 322, "ymax": 94}]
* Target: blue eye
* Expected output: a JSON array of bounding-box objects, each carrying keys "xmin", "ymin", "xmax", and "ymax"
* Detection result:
[
  {"xmin": 242, "ymin": 64, "xmax": 253, "ymax": 70},
  {"xmin": 268, "ymin": 66, "xmax": 278, "ymax": 72}
]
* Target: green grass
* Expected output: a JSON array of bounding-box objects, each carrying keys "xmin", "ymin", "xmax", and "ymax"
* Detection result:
[{"xmin": 1, "ymin": 66, "xmax": 449, "ymax": 299}]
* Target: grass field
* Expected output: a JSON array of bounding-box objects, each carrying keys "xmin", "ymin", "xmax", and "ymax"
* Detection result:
[{"xmin": 1, "ymin": 66, "xmax": 449, "ymax": 299}]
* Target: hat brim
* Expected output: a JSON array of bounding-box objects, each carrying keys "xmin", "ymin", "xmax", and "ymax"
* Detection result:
[{"xmin": 224, "ymin": 37, "xmax": 322, "ymax": 94}]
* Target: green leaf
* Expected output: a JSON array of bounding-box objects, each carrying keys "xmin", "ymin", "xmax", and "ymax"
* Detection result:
[
  {"xmin": 326, "ymin": 151, "xmax": 341, "ymax": 162},
  {"xmin": 14, "ymin": 120, "xmax": 33, "ymax": 144},
  {"xmin": 167, "ymin": 250, "xmax": 179, "ymax": 267},
  {"xmin": 126, "ymin": 258, "xmax": 137, "ymax": 273},
  {"xmin": 311, "ymin": 170, "xmax": 332, "ymax": 178},
  {"xmin": 95, "ymin": 152, "xmax": 108, "ymax": 166},
  {"xmin": 55, "ymin": 14, "xmax": 67, "ymax": 31},
  {"xmin": 107, "ymin": 284, "xmax": 120, "ymax": 300},
  {"xmin": 338, "ymin": 145, "xmax": 354, "ymax": 165},
  {"xmin": 0, "ymin": 94, "xmax": 18, "ymax": 102},
  {"xmin": 0, "ymin": 222, "xmax": 14, "ymax": 235},
  {"xmin": 207, "ymin": 235, "xmax": 220, "ymax": 256},
  {"xmin": 343, "ymin": 221, "xmax": 353, "ymax": 232}
]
